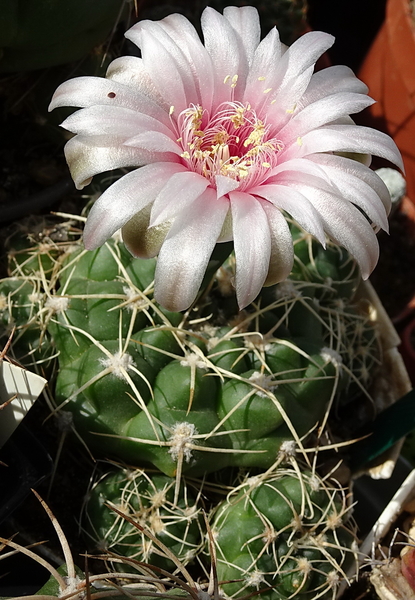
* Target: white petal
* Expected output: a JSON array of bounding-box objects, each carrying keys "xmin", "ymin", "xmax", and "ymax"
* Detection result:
[
  {"xmin": 259, "ymin": 200, "xmax": 294, "ymax": 286},
  {"xmin": 282, "ymin": 124, "xmax": 404, "ymax": 171},
  {"xmin": 83, "ymin": 163, "xmax": 185, "ymax": 249},
  {"xmin": 310, "ymin": 154, "xmax": 390, "ymax": 230},
  {"xmin": 154, "ymin": 189, "xmax": 229, "ymax": 311},
  {"xmin": 125, "ymin": 28, "xmax": 187, "ymax": 113},
  {"xmin": 126, "ymin": 23, "xmax": 197, "ymax": 112},
  {"xmin": 266, "ymin": 31, "xmax": 335, "ymax": 122},
  {"xmin": 64, "ymin": 135, "xmax": 179, "ymax": 189},
  {"xmin": 154, "ymin": 13, "xmax": 215, "ymax": 111},
  {"xmin": 60, "ymin": 105, "xmax": 173, "ymax": 137},
  {"xmin": 244, "ymin": 28, "xmax": 282, "ymax": 102},
  {"xmin": 124, "ymin": 131, "xmax": 182, "ymax": 155},
  {"xmin": 230, "ymin": 191, "xmax": 271, "ymax": 308},
  {"xmin": 49, "ymin": 76, "xmax": 169, "ymax": 125},
  {"xmin": 215, "ymin": 175, "xmax": 240, "ymax": 198},
  {"xmin": 201, "ymin": 7, "xmax": 247, "ymax": 106},
  {"xmin": 292, "ymin": 184, "xmax": 380, "ymax": 278},
  {"xmin": 251, "ymin": 184, "xmax": 325, "ymax": 244},
  {"xmin": 150, "ymin": 171, "xmax": 210, "ymax": 226},
  {"xmin": 299, "ymin": 65, "xmax": 369, "ymax": 108},
  {"xmin": 278, "ymin": 92, "xmax": 375, "ymax": 142},
  {"xmin": 106, "ymin": 56, "xmax": 168, "ymax": 108},
  {"xmin": 223, "ymin": 6, "xmax": 261, "ymax": 67}
]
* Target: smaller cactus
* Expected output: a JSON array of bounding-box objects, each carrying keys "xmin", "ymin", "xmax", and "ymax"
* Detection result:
[
  {"xmin": 84, "ymin": 466, "xmax": 204, "ymax": 571},
  {"xmin": 210, "ymin": 464, "xmax": 358, "ymax": 599}
]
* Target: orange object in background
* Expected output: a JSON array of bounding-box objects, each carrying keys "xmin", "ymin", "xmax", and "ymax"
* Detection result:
[{"xmin": 358, "ymin": 0, "xmax": 415, "ymax": 201}]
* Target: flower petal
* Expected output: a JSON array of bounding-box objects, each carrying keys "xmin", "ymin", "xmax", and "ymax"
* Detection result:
[
  {"xmin": 150, "ymin": 171, "xmax": 210, "ymax": 226},
  {"xmin": 124, "ymin": 131, "xmax": 182, "ymax": 155},
  {"xmin": 215, "ymin": 175, "xmax": 240, "ymax": 198},
  {"xmin": 278, "ymin": 92, "xmax": 375, "ymax": 142},
  {"xmin": 48, "ymin": 76, "xmax": 169, "ymax": 125},
  {"xmin": 83, "ymin": 162, "xmax": 185, "ymax": 249},
  {"xmin": 64, "ymin": 135, "xmax": 179, "ymax": 189},
  {"xmin": 223, "ymin": 6, "xmax": 261, "ymax": 67},
  {"xmin": 106, "ymin": 56, "xmax": 168, "ymax": 108},
  {"xmin": 289, "ymin": 183, "xmax": 380, "ymax": 278},
  {"xmin": 251, "ymin": 184, "xmax": 326, "ymax": 244},
  {"xmin": 282, "ymin": 124, "xmax": 404, "ymax": 171},
  {"xmin": 259, "ymin": 200, "xmax": 294, "ymax": 286},
  {"xmin": 229, "ymin": 191, "xmax": 271, "ymax": 308},
  {"xmin": 310, "ymin": 153, "xmax": 391, "ymax": 230},
  {"xmin": 126, "ymin": 23, "xmax": 197, "ymax": 112},
  {"xmin": 299, "ymin": 65, "xmax": 369, "ymax": 108},
  {"xmin": 201, "ymin": 7, "xmax": 247, "ymax": 106},
  {"xmin": 154, "ymin": 189, "xmax": 229, "ymax": 311},
  {"xmin": 266, "ymin": 31, "xmax": 335, "ymax": 123},
  {"xmin": 244, "ymin": 27, "xmax": 282, "ymax": 103},
  {"xmin": 60, "ymin": 105, "xmax": 173, "ymax": 137},
  {"xmin": 152, "ymin": 13, "xmax": 215, "ymax": 111}
]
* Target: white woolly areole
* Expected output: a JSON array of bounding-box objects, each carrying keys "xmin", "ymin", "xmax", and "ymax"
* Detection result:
[
  {"xmin": 28, "ymin": 292, "xmax": 42, "ymax": 304},
  {"xmin": 249, "ymin": 371, "xmax": 278, "ymax": 397},
  {"xmin": 123, "ymin": 285, "xmax": 149, "ymax": 310},
  {"xmin": 45, "ymin": 295, "xmax": 69, "ymax": 313},
  {"xmin": 180, "ymin": 353, "xmax": 208, "ymax": 370},
  {"xmin": 168, "ymin": 422, "xmax": 198, "ymax": 462},
  {"xmin": 99, "ymin": 351, "xmax": 135, "ymax": 378},
  {"xmin": 279, "ymin": 440, "xmax": 297, "ymax": 459},
  {"xmin": 245, "ymin": 570, "xmax": 266, "ymax": 588},
  {"xmin": 320, "ymin": 347, "xmax": 342, "ymax": 367},
  {"xmin": 60, "ymin": 576, "xmax": 83, "ymax": 598}
]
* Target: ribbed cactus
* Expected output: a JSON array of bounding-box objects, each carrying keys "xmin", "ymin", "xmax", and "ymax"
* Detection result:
[
  {"xmin": 1, "ymin": 230, "xmax": 338, "ymax": 478},
  {"xmin": 0, "ymin": 213, "xmax": 382, "ymax": 597},
  {"xmin": 210, "ymin": 465, "xmax": 358, "ymax": 599},
  {"xmin": 84, "ymin": 467, "xmax": 203, "ymax": 571}
]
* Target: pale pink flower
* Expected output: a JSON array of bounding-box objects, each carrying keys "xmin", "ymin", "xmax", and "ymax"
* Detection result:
[{"xmin": 49, "ymin": 6, "xmax": 402, "ymax": 312}]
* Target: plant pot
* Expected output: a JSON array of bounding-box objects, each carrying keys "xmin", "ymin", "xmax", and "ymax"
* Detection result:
[{"xmin": 357, "ymin": 0, "xmax": 415, "ymax": 201}]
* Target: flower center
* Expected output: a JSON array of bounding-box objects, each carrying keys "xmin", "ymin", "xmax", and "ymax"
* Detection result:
[{"xmin": 176, "ymin": 102, "xmax": 283, "ymax": 190}]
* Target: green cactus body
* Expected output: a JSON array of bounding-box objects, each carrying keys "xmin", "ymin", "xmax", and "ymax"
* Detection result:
[
  {"xmin": 84, "ymin": 468, "xmax": 203, "ymax": 571},
  {"xmin": 211, "ymin": 467, "xmax": 358, "ymax": 599},
  {"xmin": 0, "ymin": 217, "xmax": 380, "ymax": 480}
]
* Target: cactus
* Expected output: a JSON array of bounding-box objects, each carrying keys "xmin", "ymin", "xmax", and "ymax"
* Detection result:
[
  {"xmin": 84, "ymin": 466, "xmax": 203, "ymax": 571},
  {"xmin": 0, "ymin": 215, "xmax": 381, "ymax": 480},
  {"xmin": 210, "ymin": 465, "xmax": 358, "ymax": 599},
  {"xmin": 0, "ymin": 213, "xmax": 381, "ymax": 597}
]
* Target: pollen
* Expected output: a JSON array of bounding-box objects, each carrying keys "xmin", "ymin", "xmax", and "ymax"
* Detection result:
[
  {"xmin": 297, "ymin": 136, "xmax": 303, "ymax": 146},
  {"xmin": 177, "ymin": 100, "xmax": 284, "ymax": 191},
  {"xmin": 258, "ymin": 76, "xmax": 266, "ymax": 81}
]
